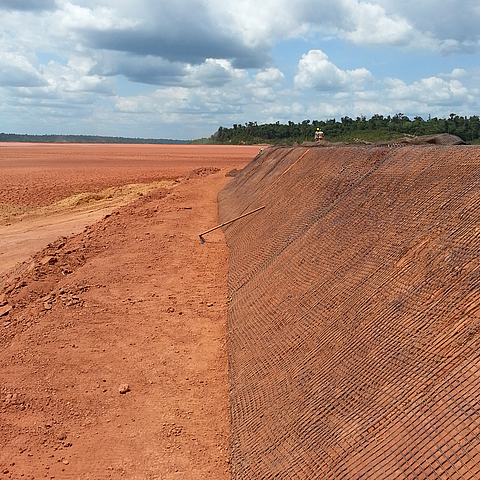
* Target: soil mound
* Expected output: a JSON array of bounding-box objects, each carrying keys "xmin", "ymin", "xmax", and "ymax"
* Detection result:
[
  {"xmin": 377, "ymin": 133, "xmax": 467, "ymax": 146},
  {"xmin": 225, "ymin": 169, "xmax": 239, "ymax": 178},
  {"xmin": 301, "ymin": 133, "xmax": 466, "ymax": 149},
  {"xmin": 184, "ymin": 167, "xmax": 220, "ymax": 180},
  {"xmin": 219, "ymin": 144, "xmax": 480, "ymax": 478}
]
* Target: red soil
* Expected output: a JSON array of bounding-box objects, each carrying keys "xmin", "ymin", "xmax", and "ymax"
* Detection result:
[
  {"xmin": 0, "ymin": 143, "xmax": 258, "ymax": 479},
  {"xmin": 0, "ymin": 143, "xmax": 256, "ymax": 207},
  {"xmin": 0, "ymin": 144, "xmax": 258, "ymax": 278},
  {"xmin": 219, "ymin": 144, "xmax": 480, "ymax": 479}
]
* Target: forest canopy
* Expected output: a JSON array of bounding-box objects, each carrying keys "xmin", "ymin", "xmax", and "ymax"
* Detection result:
[
  {"xmin": 204, "ymin": 114, "xmax": 480, "ymax": 145},
  {"xmin": 0, "ymin": 134, "xmax": 190, "ymax": 144}
]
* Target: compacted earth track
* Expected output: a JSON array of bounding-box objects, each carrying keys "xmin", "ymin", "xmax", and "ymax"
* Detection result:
[{"xmin": 0, "ymin": 144, "xmax": 258, "ymax": 479}]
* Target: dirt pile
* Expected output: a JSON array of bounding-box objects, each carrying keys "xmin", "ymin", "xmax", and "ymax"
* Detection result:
[
  {"xmin": 184, "ymin": 167, "xmax": 221, "ymax": 180},
  {"xmin": 376, "ymin": 133, "xmax": 467, "ymax": 146},
  {"xmin": 219, "ymin": 144, "xmax": 480, "ymax": 478}
]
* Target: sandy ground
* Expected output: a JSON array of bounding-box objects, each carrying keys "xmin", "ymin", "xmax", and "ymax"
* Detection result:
[
  {"xmin": 0, "ymin": 144, "xmax": 258, "ymax": 479},
  {"xmin": 0, "ymin": 181, "xmax": 176, "ymax": 277}
]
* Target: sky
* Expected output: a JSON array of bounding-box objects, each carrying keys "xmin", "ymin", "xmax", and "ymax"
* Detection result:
[{"xmin": 0, "ymin": 0, "xmax": 479, "ymax": 140}]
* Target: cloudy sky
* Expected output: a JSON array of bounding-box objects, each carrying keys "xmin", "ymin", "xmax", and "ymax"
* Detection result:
[{"xmin": 1, "ymin": 0, "xmax": 479, "ymax": 140}]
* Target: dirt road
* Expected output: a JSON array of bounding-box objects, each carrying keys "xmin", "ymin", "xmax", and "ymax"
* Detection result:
[{"xmin": 0, "ymin": 144, "xmax": 257, "ymax": 479}]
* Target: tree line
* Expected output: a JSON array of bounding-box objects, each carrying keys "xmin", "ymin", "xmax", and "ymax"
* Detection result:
[
  {"xmin": 0, "ymin": 133, "xmax": 190, "ymax": 144},
  {"xmin": 206, "ymin": 114, "xmax": 480, "ymax": 145}
]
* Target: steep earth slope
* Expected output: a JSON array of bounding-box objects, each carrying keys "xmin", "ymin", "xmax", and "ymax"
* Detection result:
[{"xmin": 219, "ymin": 143, "xmax": 480, "ymax": 479}]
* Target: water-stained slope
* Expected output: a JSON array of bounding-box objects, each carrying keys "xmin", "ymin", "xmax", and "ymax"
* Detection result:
[{"xmin": 218, "ymin": 144, "xmax": 480, "ymax": 479}]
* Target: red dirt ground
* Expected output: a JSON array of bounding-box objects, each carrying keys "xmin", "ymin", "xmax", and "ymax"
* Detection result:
[
  {"xmin": 0, "ymin": 143, "xmax": 256, "ymax": 207},
  {"xmin": 219, "ymin": 144, "xmax": 480, "ymax": 479},
  {"xmin": 0, "ymin": 143, "xmax": 258, "ymax": 479},
  {"xmin": 0, "ymin": 144, "xmax": 258, "ymax": 277}
]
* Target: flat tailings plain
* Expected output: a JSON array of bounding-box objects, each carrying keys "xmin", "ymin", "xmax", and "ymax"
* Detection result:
[{"xmin": 218, "ymin": 144, "xmax": 480, "ymax": 479}]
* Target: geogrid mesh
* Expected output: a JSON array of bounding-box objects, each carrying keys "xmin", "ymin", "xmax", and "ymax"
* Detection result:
[{"xmin": 218, "ymin": 145, "xmax": 480, "ymax": 479}]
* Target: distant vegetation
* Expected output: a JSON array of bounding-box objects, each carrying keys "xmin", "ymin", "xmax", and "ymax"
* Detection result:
[
  {"xmin": 203, "ymin": 114, "xmax": 480, "ymax": 145},
  {"xmin": 0, "ymin": 133, "xmax": 190, "ymax": 144}
]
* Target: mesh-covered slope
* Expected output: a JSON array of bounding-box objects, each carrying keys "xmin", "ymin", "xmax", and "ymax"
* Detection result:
[{"xmin": 218, "ymin": 144, "xmax": 480, "ymax": 479}]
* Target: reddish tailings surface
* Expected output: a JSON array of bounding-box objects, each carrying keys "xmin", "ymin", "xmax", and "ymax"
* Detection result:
[
  {"xmin": 0, "ymin": 143, "xmax": 252, "ymax": 207},
  {"xmin": 0, "ymin": 143, "xmax": 255, "ymax": 276},
  {"xmin": 219, "ymin": 143, "xmax": 480, "ymax": 479},
  {"xmin": 0, "ymin": 143, "xmax": 258, "ymax": 479}
]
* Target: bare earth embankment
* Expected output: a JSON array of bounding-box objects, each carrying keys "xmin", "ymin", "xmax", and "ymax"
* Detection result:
[
  {"xmin": 0, "ymin": 143, "xmax": 258, "ymax": 479},
  {"xmin": 219, "ymin": 142, "xmax": 480, "ymax": 479}
]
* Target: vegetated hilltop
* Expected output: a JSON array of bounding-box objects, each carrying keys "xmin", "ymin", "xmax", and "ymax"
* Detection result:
[
  {"xmin": 205, "ymin": 113, "xmax": 480, "ymax": 145},
  {"xmin": 218, "ymin": 140, "xmax": 480, "ymax": 478},
  {"xmin": 0, "ymin": 133, "xmax": 190, "ymax": 144}
]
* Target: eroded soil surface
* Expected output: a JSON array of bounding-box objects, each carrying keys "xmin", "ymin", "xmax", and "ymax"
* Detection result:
[{"xmin": 0, "ymin": 144, "xmax": 258, "ymax": 479}]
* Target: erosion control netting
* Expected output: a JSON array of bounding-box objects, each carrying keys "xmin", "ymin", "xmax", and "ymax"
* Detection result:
[{"xmin": 218, "ymin": 144, "xmax": 480, "ymax": 479}]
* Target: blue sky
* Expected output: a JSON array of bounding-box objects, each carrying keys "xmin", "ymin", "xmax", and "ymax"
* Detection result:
[{"xmin": 0, "ymin": 0, "xmax": 479, "ymax": 140}]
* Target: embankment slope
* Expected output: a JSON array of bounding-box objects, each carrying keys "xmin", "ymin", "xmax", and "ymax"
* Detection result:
[{"xmin": 219, "ymin": 143, "xmax": 480, "ymax": 478}]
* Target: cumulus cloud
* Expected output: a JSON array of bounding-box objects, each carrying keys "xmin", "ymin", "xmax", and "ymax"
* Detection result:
[
  {"xmin": 341, "ymin": 1, "xmax": 414, "ymax": 46},
  {"xmin": 53, "ymin": 0, "xmax": 477, "ymax": 77},
  {"xmin": 91, "ymin": 54, "xmax": 187, "ymax": 86},
  {"xmin": 0, "ymin": 49, "xmax": 114, "ymax": 111},
  {"xmin": 92, "ymin": 55, "xmax": 246, "ymax": 88},
  {"xmin": 212, "ymin": 0, "xmax": 416, "ymax": 49},
  {"xmin": 254, "ymin": 68, "xmax": 285, "ymax": 88},
  {"xmin": 290, "ymin": 0, "xmax": 477, "ymax": 52},
  {"xmin": 113, "ymin": 84, "xmax": 247, "ymax": 136},
  {"xmin": 385, "ymin": 74, "xmax": 473, "ymax": 106},
  {"xmin": 300, "ymin": 69, "xmax": 478, "ymax": 122},
  {"xmin": 65, "ymin": 0, "xmax": 270, "ymax": 69},
  {"xmin": 0, "ymin": 53, "xmax": 47, "ymax": 88},
  {"xmin": 57, "ymin": 2, "xmax": 139, "ymax": 31},
  {"xmin": 246, "ymin": 68, "xmax": 286, "ymax": 102},
  {"xmin": 0, "ymin": 0, "xmax": 478, "ymax": 138},
  {"xmin": 376, "ymin": 0, "xmax": 480, "ymax": 53},
  {"xmin": 2, "ymin": 1, "xmax": 478, "ymax": 88},
  {"xmin": 184, "ymin": 59, "xmax": 248, "ymax": 87},
  {"xmin": 294, "ymin": 50, "xmax": 372, "ymax": 91}
]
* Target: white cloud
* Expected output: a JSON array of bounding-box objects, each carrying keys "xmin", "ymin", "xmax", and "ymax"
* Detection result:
[
  {"xmin": 447, "ymin": 68, "xmax": 468, "ymax": 80},
  {"xmin": 0, "ymin": 1, "xmax": 479, "ymax": 138},
  {"xmin": 376, "ymin": 0, "xmax": 480, "ymax": 53},
  {"xmin": 298, "ymin": 69, "xmax": 479, "ymax": 123},
  {"xmin": 340, "ymin": 0, "xmax": 415, "ymax": 46},
  {"xmin": 57, "ymin": 1, "xmax": 139, "ymax": 31},
  {"xmin": 294, "ymin": 50, "xmax": 372, "ymax": 91},
  {"xmin": 385, "ymin": 74, "xmax": 473, "ymax": 105},
  {"xmin": 254, "ymin": 68, "xmax": 285, "ymax": 88},
  {"xmin": 0, "ymin": 53, "xmax": 46, "ymax": 87},
  {"xmin": 248, "ymin": 67, "xmax": 286, "ymax": 101},
  {"xmin": 211, "ymin": 0, "xmax": 418, "ymax": 49},
  {"xmin": 184, "ymin": 59, "xmax": 248, "ymax": 87},
  {"xmin": 42, "ymin": 56, "xmax": 113, "ymax": 93}
]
